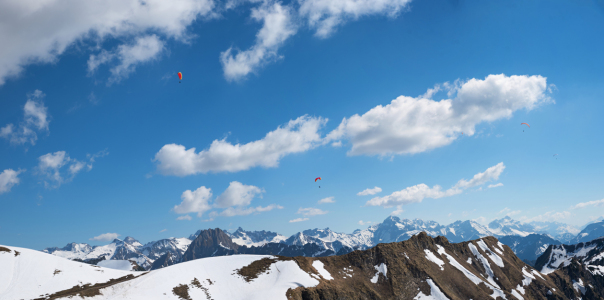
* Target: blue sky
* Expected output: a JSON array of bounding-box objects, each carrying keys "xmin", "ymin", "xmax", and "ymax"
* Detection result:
[{"xmin": 1, "ymin": 0, "xmax": 604, "ymax": 250}]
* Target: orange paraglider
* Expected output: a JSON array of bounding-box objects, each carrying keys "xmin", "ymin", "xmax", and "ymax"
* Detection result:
[
  {"xmin": 178, "ymin": 72, "xmax": 182, "ymax": 83},
  {"xmin": 315, "ymin": 177, "xmax": 321, "ymax": 188},
  {"xmin": 521, "ymin": 123, "xmax": 530, "ymax": 128}
]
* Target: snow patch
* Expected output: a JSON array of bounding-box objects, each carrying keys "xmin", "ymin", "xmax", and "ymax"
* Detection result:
[
  {"xmin": 424, "ymin": 249, "xmax": 445, "ymax": 270},
  {"xmin": 97, "ymin": 260, "xmax": 135, "ymax": 271},
  {"xmin": 312, "ymin": 260, "xmax": 333, "ymax": 280},
  {"xmin": 371, "ymin": 263, "xmax": 387, "ymax": 283},
  {"xmin": 414, "ymin": 279, "xmax": 450, "ymax": 299}
]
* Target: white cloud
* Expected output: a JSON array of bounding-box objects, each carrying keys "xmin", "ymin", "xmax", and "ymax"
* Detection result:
[
  {"xmin": 318, "ymin": 196, "xmax": 335, "ymax": 204},
  {"xmin": 366, "ymin": 162, "xmax": 504, "ymax": 208},
  {"xmin": 299, "ymin": 0, "xmax": 412, "ymax": 38},
  {"xmin": 297, "ymin": 207, "xmax": 328, "ymax": 216},
  {"xmin": 0, "ymin": 0, "xmax": 214, "ymax": 85},
  {"xmin": 522, "ymin": 211, "xmax": 571, "ymax": 223},
  {"xmin": 289, "ymin": 217, "xmax": 309, "ymax": 223},
  {"xmin": 221, "ymin": 2, "xmax": 296, "ymax": 81},
  {"xmin": 357, "ymin": 186, "xmax": 382, "ymax": 196},
  {"xmin": 215, "ymin": 181, "xmax": 264, "ymax": 208},
  {"xmin": 367, "ymin": 183, "xmax": 460, "ymax": 208},
  {"xmin": 390, "ymin": 206, "xmax": 404, "ymax": 215},
  {"xmin": 220, "ymin": 204, "xmax": 283, "ymax": 216},
  {"xmin": 325, "ymin": 74, "xmax": 553, "ymax": 157},
  {"xmin": 37, "ymin": 150, "xmax": 106, "ymax": 188},
  {"xmin": 573, "ymin": 199, "xmax": 604, "ymax": 209},
  {"xmin": 159, "ymin": 229, "xmax": 167, "ymax": 233},
  {"xmin": 0, "ymin": 169, "xmax": 24, "ymax": 194},
  {"xmin": 173, "ymin": 186, "xmax": 213, "ymax": 217},
  {"xmin": 174, "ymin": 182, "xmax": 280, "ymax": 219},
  {"xmin": 473, "ymin": 216, "xmax": 487, "ymax": 224},
  {"xmin": 90, "ymin": 233, "xmax": 120, "ymax": 241},
  {"xmin": 1, "ymin": 90, "xmax": 49, "ymax": 146},
  {"xmin": 453, "ymin": 162, "xmax": 505, "ymax": 189},
  {"xmin": 90, "ymin": 35, "xmax": 166, "ymax": 85},
  {"xmin": 358, "ymin": 220, "xmax": 372, "ymax": 225},
  {"xmin": 488, "ymin": 183, "xmax": 503, "ymax": 189},
  {"xmin": 498, "ymin": 207, "xmax": 521, "ymax": 217},
  {"xmin": 154, "ymin": 115, "xmax": 326, "ymax": 176}
]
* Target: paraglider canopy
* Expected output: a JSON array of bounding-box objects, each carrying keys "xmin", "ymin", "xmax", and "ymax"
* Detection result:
[
  {"xmin": 315, "ymin": 177, "xmax": 321, "ymax": 182},
  {"xmin": 178, "ymin": 72, "xmax": 182, "ymax": 82},
  {"xmin": 521, "ymin": 123, "xmax": 530, "ymax": 128}
]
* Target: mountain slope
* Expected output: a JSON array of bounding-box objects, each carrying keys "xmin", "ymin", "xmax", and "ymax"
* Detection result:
[
  {"xmin": 0, "ymin": 245, "xmax": 142, "ymax": 300},
  {"xmin": 6, "ymin": 233, "xmax": 604, "ymax": 299},
  {"xmin": 498, "ymin": 234, "xmax": 562, "ymax": 266},
  {"xmin": 570, "ymin": 221, "xmax": 604, "ymax": 244},
  {"xmin": 535, "ymin": 237, "xmax": 604, "ymax": 274}
]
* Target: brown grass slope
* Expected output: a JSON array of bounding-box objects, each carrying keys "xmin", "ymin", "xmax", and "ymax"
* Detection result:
[{"xmin": 285, "ymin": 232, "xmax": 576, "ymax": 300}]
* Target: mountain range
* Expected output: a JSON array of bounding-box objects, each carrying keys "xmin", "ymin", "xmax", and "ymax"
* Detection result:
[
  {"xmin": 4, "ymin": 231, "xmax": 604, "ymax": 299},
  {"xmin": 41, "ymin": 216, "xmax": 604, "ymax": 271}
]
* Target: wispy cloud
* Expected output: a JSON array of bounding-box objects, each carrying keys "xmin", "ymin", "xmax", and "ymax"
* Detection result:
[
  {"xmin": 297, "ymin": 207, "xmax": 328, "ymax": 216},
  {"xmin": 357, "ymin": 186, "xmax": 382, "ymax": 196},
  {"xmin": 573, "ymin": 199, "xmax": 604, "ymax": 209},
  {"xmin": 36, "ymin": 150, "xmax": 106, "ymax": 188},
  {"xmin": 289, "ymin": 218, "xmax": 309, "ymax": 223},
  {"xmin": 1, "ymin": 90, "xmax": 49, "ymax": 146},
  {"xmin": 90, "ymin": 233, "xmax": 120, "ymax": 242},
  {"xmin": 366, "ymin": 163, "xmax": 505, "ymax": 215},
  {"xmin": 318, "ymin": 197, "xmax": 335, "ymax": 204},
  {"xmin": 488, "ymin": 183, "xmax": 503, "ymax": 189},
  {"xmin": 0, "ymin": 169, "xmax": 24, "ymax": 194}
]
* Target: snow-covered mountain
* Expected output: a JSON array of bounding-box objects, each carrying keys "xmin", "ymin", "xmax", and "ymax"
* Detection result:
[
  {"xmin": 228, "ymin": 227, "xmax": 287, "ymax": 247},
  {"xmin": 535, "ymin": 237, "xmax": 604, "ymax": 275},
  {"xmin": 43, "ymin": 236, "xmax": 191, "ymax": 271},
  {"xmin": 569, "ymin": 221, "xmax": 604, "ymax": 244},
  {"xmin": 528, "ymin": 221, "xmax": 580, "ymax": 243},
  {"xmin": 488, "ymin": 216, "xmax": 536, "ymax": 237},
  {"xmin": 6, "ymin": 233, "xmax": 604, "ymax": 299},
  {"xmin": 498, "ymin": 234, "xmax": 562, "ymax": 266}
]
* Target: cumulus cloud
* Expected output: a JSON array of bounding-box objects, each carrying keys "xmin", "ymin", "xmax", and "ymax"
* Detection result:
[
  {"xmin": 88, "ymin": 35, "xmax": 165, "ymax": 85},
  {"xmin": 358, "ymin": 220, "xmax": 371, "ymax": 225},
  {"xmin": 154, "ymin": 115, "xmax": 326, "ymax": 176},
  {"xmin": 0, "ymin": 0, "xmax": 214, "ymax": 85},
  {"xmin": 221, "ymin": 2, "xmax": 296, "ymax": 81},
  {"xmin": 488, "ymin": 183, "xmax": 503, "ymax": 189},
  {"xmin": 318, "ymin": 196, "xmax": 335, "ymax": 204},
  {"xmin": 215, "ymin": 181, "xmax": 265, "ymax": 208},
  {"xmin": 366, "ymin": 162, "xmax": 504, "ymax": 208},
  {"xmin": 325, "ymin": 74, "xmax": 553, "ymax": 157},
  {"xmin": 1, "ymin": 90, "xmax": 49, "ymax": 146},
  {"xmin": 37, "ymin": 150, "xmax": 106, "ymax": 188},
  {"xmin": 0, "ymin": 169, "xmax": 24, "ymax": 194},
  {"xmin": 173, "ymin": 186, "xmax": 213, "ymax": 217},
  {"xmin": 573, "ymin": 199, "xmax": 604, "ymax": 209},
  {"xmin": 357, "ymin": 186, "xmax": 382, "ymax": 196},
  {"xmin": 173, "ymin": 181, "xmax": 281, "ymax": 219},
  {"xmin": 299, "ymin": 0, "xmax": 412, "ymax": 38},
  {"xmin": 297, "ymin": 207, "xmax": 328, "ymax": 216},
  {"xmin": 90, "ymin": 233, "xmax": 120, "ymax": 241},
  {"xmin": 289, "ymin": 217, "xmax": 309, "ymax": 223}
]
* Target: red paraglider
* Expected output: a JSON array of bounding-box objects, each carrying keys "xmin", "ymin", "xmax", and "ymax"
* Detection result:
[
  {"xmin": 178, "ymin": 72, "xmax": 182, "ymax": 83},
  {"xmin": 315, "ymin": 177, "xmax": 321, "ymax": 182},
  {"xmin": 521, "ymin": 123, "xmax": 530, "ymax": 128}
]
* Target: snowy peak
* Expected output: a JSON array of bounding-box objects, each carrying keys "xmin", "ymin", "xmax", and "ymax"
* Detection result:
[
  {"xmin": 570, "ymin": 221, "xmax": 604, "ymax": 244},
  {"xmin": 535, "ymin": 237, "xmax": 604, "ymax": 275},
  {"xmin": 488, "ymin": 216, "xmax": 535, "ymax": 237},
  {"xmin": 228, "ymin": 227, "xmax": 286, "ymax": 247}
]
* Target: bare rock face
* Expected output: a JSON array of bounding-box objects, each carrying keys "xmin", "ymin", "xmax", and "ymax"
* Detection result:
[
  {"xmin": 285, "ymin": 232, "xmax": 583, "ymax": 299},
  {"xmin": 181, "ymin": 228, "xmax": 239, "ymax": 262}
]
